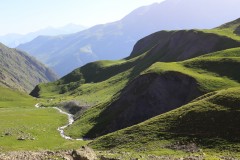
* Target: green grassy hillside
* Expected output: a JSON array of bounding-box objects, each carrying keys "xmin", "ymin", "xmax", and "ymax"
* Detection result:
[
  {"xmin": 30, "ymin": 23, "xmax": 240, "ymax": 139},
  {"xmin": 31, "ymin": 30, "xmax": 240, "ymax": 103},
  {"xmin": 0, "ymin": 86, "xmax": 86, "ymax": 151},
  {"xmin": 25, "ymin": 19, "xmax": 240, "ymax": 158},
  {"xmin": 204, "ymin": 18, "xmax": 240, "ymax": 41},
  {"xmin": 0, "ymin": 43, "xmax": 58, "ymax": 93},
  {"xmin": 64, "ymin": 47, "xmax": 240, "ymax": 139},
  {"xmin": 89, "ymin": 87, "xmax": 240, "ymax": 159}
]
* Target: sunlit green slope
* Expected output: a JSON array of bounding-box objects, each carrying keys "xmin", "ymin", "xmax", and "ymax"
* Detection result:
[
  {"xmin": 65, "ymin": 47, "xmax": 240, "ymax": 138},
  {"xmin": 0, "ymin": 86, "xmax": 86, "ymax": 151}
]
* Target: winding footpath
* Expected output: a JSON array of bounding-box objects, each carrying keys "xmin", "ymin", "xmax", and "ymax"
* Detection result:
[{"xmin": 35, "ymin": 103, "xmax": 83, "ymax": 141}]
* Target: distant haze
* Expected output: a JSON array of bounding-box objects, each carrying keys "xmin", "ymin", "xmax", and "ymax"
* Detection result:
[
  {"xmin": 18, "ymin": 0, "xmax": 240, "ymax": 76},
  {"xmin": 0, "ymin": 0, "xmax": 164, "ymax": 35},
  {"xmin": 0, "ymin": 24, "xmax": 87, "ymax": 47}
]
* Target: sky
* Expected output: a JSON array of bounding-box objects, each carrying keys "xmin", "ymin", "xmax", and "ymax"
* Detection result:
[{"xmin": 0, "ymin": 0, "xmax": 165, "ymax": 35}]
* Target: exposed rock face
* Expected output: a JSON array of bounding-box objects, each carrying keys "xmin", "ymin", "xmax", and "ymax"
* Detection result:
[
  {"xmin": 0, "ymin": 147, "xmax": 97, "ymax": 160},
  {"xmin": 130, "ymin": 30, "xmax": 240, "ymax": 59},
  {"xmin": 86, "ymin": 72, "xmax": 203, "ymax": 137}
]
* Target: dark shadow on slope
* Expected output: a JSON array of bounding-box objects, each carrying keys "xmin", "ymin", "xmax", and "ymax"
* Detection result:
[
  {"xmin": 183, "ymin": 58, "xmax": 240, "ymax": 83},
  {"xmin": 84, "ymin": 71, "xmax": 203, "ymax": 138},
  {"xmin": 168, "ymin": 110, "xmax": 240, "ymax": 140},
  {"xmin": 234, "ymin": 25, "xmax": 240, "ymax": 35}
]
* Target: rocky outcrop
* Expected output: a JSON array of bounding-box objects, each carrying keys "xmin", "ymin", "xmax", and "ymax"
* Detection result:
[
  {"xmin": 85, "ymin": 71, "xmax": 203, "ymax": 137},
  {"xmin": 0, "ymin": 147, "xmax": 97, "ymax": 160},
  {"xmin": 29, "ymin": 85, "xmax": 40, "ymax": 97},
  {"xmin": 72, "ymin": 146, "xmax": 97, "ymax": 160}
]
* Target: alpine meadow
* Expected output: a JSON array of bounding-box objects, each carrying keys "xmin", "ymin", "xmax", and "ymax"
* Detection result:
[{"xmin": 1, "ymin": 0, "xmax": 240, "ymax": 159}]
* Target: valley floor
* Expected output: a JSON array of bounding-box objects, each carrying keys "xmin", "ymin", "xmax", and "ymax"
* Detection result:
[{"xmin": 0, "ymin": 86, "xmax": 87, "ymax": 152}]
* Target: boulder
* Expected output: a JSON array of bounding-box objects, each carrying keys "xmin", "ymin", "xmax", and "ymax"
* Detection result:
[{"xmin": 72, "ymin": 146, "xmax": 97, "ymax": 160}]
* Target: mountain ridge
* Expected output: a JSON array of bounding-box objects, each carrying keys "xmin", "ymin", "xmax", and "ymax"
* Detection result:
[
  {"xmin": 0, "ymin": 42, "xmax": 58, "ymax": 93},
  {"xmin": 0, "ymin": 24, "xmax": 86, "ymax": 48},
  {"xmin": 18, "ymin": 0, "xmax": 240, "ymax": 76},
  {"xmin": 30, "ymin": 29, "xmax": 240, "ymax": 98}
]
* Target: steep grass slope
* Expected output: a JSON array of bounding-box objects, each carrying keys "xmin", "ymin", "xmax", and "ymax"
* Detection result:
[
  {"xmin": 0, "ymin": 86, "xmax": 86, "ymax": 151},
  {"xmin": 65, "ymin": 48, "xmax": 240, "ymax": 138},
  {"xmin": 205, "ymin": 17, "xmax": 240, "ymax": 41},
  {"xmin": 30, "ymin": 30, "xmax": 240, "ymax": 99},
  {"xmin": 29, "ymin": 27, "xmax": 240, "ymax": 139},
  {"xmin": 90, "ymin": 87, "xmax": 240, "ymax": 158},
  {"xmin": 0, "ymin": 43, "xmax": 58, "ymax": 93}
]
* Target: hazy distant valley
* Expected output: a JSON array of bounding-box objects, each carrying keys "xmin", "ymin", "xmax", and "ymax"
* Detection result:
[
  {"xmin": 16, "ymin": 0, "xmax": 240, "ymax": 76},
  {"xmin": 1, "ymin": 0, "xmax": 240, "ymax": 160}
]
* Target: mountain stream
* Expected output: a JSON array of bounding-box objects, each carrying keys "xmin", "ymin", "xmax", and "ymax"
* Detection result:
[{"xmin": 35, "ymin": 103, "xmax": 83, "ymax": 140}]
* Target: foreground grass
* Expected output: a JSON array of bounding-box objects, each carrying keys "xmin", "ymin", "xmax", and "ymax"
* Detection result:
[{"xmin": 0, "ymin": 86, "xmax": 87, "ymax": 151}]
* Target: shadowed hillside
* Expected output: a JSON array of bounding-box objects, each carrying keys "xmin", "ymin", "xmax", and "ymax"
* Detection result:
[
  {"xmin": 90, "ymin": 87, "xmax": 240, "ymax": 155},
  {"xmin": 0, "ymin": 43, "xmax": 58, "ymax": 93}
]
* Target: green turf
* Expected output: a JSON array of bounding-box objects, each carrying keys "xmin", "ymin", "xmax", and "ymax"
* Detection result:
[
  {"xmin": 0, "ymin": 86, "xmax": 87, "ymax": 151},
  {"xmin": 203, "ymin": 18, "xmax": 240, "ymax": 41}
]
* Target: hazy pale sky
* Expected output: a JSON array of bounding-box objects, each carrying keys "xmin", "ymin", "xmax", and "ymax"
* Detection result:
[{"xmin": 0, "ymin": 0, "xmax": 164, "ymax": 35}]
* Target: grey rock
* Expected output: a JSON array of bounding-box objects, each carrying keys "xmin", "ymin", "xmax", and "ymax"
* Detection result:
[{"xmin": 72, "ymin": 146, "xmax": 97, "ymax": 160}]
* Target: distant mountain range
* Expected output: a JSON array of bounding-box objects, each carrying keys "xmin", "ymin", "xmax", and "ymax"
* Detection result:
[
  {"xmin": 0, "ymin": 43, "xmax": 58, "ymax": 93},
  {"xmin": 18, "ymin": 0, "xmax": 240, "ymax": 76},
  {"xmin": 0, "ymin": 24, "xmax": 86, "ymax": 48}
]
